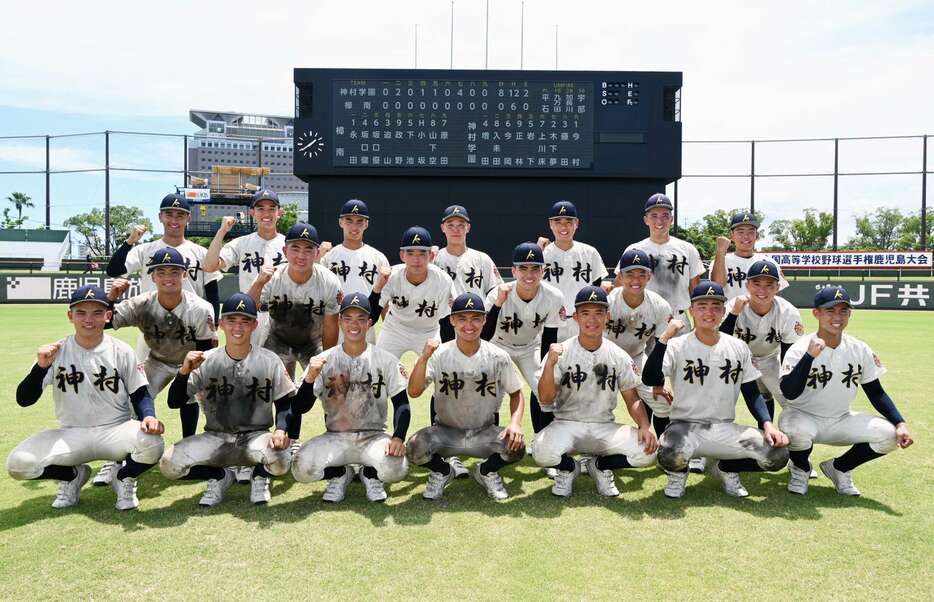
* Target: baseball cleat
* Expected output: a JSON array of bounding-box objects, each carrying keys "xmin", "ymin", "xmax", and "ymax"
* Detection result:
[
  {"xmin": 710, "ymin": 462, "xmax": 748, "ymax": 497},
  {"xmin": 235, "ymin": 466, "xmax": 253, "ymax": 484},
  {"xmin": 820, "ymin": 459, "xmax": 860, "ymax": 496},
  {"xmin": 423, "ymin": 468, "xmax": 456, "ymax": 500},
  {"xmin": 250, "ymin": 476, "xmax": 271, "ymax": 505},
  {"xmin": 551, "ymin": 460, "xmax": 581, "ymax": 498},
  {"xmin": 199, "ymin": 468, "xmax": 235, "ymax": 507},
  {"xmin": 111, "ymin": 475, "xmax": 139, "ymax": 511},
  {"xmin": 359, "ymin": 470, "xmax": 387, "ymax": 503},
  {"xmin": 663, "ymin": 471, "xmax": 688, "ymax": 499},
  {"xmin": 52, "ymin": 464, "xmax": 91, "ymax": 509},
  {"xmin": 446, "ymin": 457, "xmax": 469, "ymax": 479},
  {"xmin": 93, "ymin": 461, "xmax": 119, "ymax": 487},
  {"xmin": 688, "ymin": 457, "xmax": 707, "ymax": 474},
  {"xmin": 583, "ymin": 457, "xmax": 619, "ymax": 497},
  {"xmin": 787, "ymin": 463, "xmax": 810, "ymax": 496},
  {"xmin": 322, "ymin": 467, "xmax": 355, "ymax": 503},
  {"xmin": 473, "ymin": 466, "xmax": 509, "ymax": 500}
]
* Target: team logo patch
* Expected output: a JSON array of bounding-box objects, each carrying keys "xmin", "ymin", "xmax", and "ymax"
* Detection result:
[
  {"xmin": 236, "ymin": 300, "xmax": 247, "ymax": 311},
  {"xmin": 412, "ymin": 234, "xmax": 421, "ymax": 244},
  {"xmin": 465, "ymin": 298, "xmax": 475, "ymax": 308},
  {"xmin": 873, "ymin": 353, "xmax": 882, "ymax": 368},
  {"xmin": 85, "ymin": 289, "xmax": 96, "ymax": 298},
  {"xmin": 794, "ymin": 321, "xmax": 803, "ymax": 335},
  {"xmin": 452, "ymin": 207, "xmax": 460, "ymax": 215},
  {"xmin": 742, "ymin": 214, "xmax": 750, "ymax": 222},
  {"xmin": 559, "ymin": 206, "xmax": 566, "ymax": 214},
  {"xmin": 706, "ymin": 287, "xmax": 716, "ymax": 296},
  {"xmin": 399, "ymin": 364, "xmax": 409, "ymax": 379},
  {"xmin": 761, "ymin": 265, "xmax": 770, "ymax": 273},
  {"xmin": 588, "ymin": 291, "xmax": 599, "ymax": 301},
  {"xmin": 633, "ymin": 255, "xmax": 641, "ymax": 263},
  {"xmin": 300, "ymin": 227, "xmax": 310, "ymax": 238},
  {"xmin": 526, "ymin": 250, "xmax": 536, "ymax": 260},
  {"xmin": 834, "ymin": 289, "xmax": 844, "ymax": 299},
  {"xmin": 172, "ymin": 199, "xmax": 181, "ymax": 207},
  {"xmin": 350, "ymin": 295, "xmax": 361, "ymax": 306},
  {"xmin": 351, "ymin": 204, "xmax": 359, "ymax": 213}
]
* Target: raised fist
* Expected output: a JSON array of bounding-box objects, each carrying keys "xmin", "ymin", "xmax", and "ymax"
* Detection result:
[
  {"xmin": 219, "ymin": 215, "xmax": 238, "ymax": 234},
  {"xmin": 108, "ymin": 278, "xmax": 130, "ymax": 302},
  {"xmin": 731, "ymin": 295, "xmax": 748, "ymax": 315},
  {"xmin": 374, "ymin": 266, "xmax": 391, "ymax": 292},
  {"xmin": 546, "ymin": 343, "xmax": 564, "ymax": 364},
  {"xmin": 37, "ymin": 342, "xmax": 61, "ymax": 369},
  {"xmin": 304, "ymin": 355, "xmax": 327, "ymax": 383},
  {"xmin": 807, "ymin": 336, "xmax": 826, "ymax": 358},
  {"xmin": 421, "ymin": 338, "xmax": 441, "ymax": 358},
  {"xmin": 318, "ymin": 241, "xmax": 333, "ymax": 256},
  {"xmin": 181, "ymin": 350, "xmax": 205, "ymax": 375},
  {"xmin": 663, "ymin": 319, "xmax": 685, "ymax": 340},
  {"xmin": 126, "ymin": 224, "xmax": 148, "ymax": 246},
  {"xmin": 495, "ymin": 283, "xmax": 511, "ymax": 307},
  {"xmin": 536, "ymin": 236, "xmax": 551, "ymax": 251},
  {"xmin": 256, "ymin": 264, "xmax": 275, "ymax": 286},
  {"xmin": 715, "ymin": 235, "xmax": 731, "ymax": 255}
]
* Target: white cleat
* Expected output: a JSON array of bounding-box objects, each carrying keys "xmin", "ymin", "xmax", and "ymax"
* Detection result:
[
  {"xmin": 52, "ymin": 464, "xmax": 91, "ymax": 509},
  {"xmin": 322, "ymin": 467, "xmax": 355, "ymax": 503},
  {"xmin": 545, "ymin": 467, "xmax": 558, "ymax": 479},
  {"xmin": 664, "ymin": 471, "xmax": 688, "ymax": 499},
  {"xmin": 820, "ymin": 459, "xmax": 861, "ymax": 496},
  {"xmin": 582, "ymin": 457, "xmax": 619, "ymax": 497},
  {"xmin": 250, "ymin": 476, "xmax": 271, "ymax": 505},
  {"xmin": 359, "ymin": 470, "xmax": 388, "ymax": 503},
  {"xmin": 447, "ymin": 457, "xmax": 469, "ymax": 479},
  {"xmin": 787, "ymin": 463, "xmax": 810, "ymax": 496},
  {"xmin": 199, "ymin": 468, "xmax": 235, "ymax": 507},
  {"xmin": 688, "ymin": 457, "xmax": 707, "ymax": 474},
  {"xmin": 473, "ymin": 466, "xmax": 509, "ymax": 500},
  {"xmin": 111, "ymin": 475, "xmax": 139, "ymax": 511},
  {"xmin": 93, "ymin": 461, "xmax": 119, "ymax": 487},
  {"xmin": 423, "ymin": 468, "xmax": 456, "ymax": 500},
  {"xmin": 235, "ymin": 466, "xmax": 254, "ymax": 484},
  {"xmin": 710, "ymin": 461, "xmax": 748, "ymax": 497},
  {"xmin": 551, "ymin": 460, "xmax": 582, "ymax": 498}
]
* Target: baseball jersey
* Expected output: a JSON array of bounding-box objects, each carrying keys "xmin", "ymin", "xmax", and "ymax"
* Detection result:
[
  {"xmin": 38, "ymin": 335, "xmax": 148, "ymax": 428},
  {"xmin": 217, "ymin": 231, "xmax": 287, "ymax": 293},
  {"xmin": 380, "ymin": 264, "xmax": 455, "ymax": 332},
  {"xmin": 427, "ymin": 340, "xmax": 523, "ymax": 430},
  {"xmin": 623, "ymin": 237, "xmax": 704, "ymax": 312},
  {"xmin": 122, "ymin": 239, "xmax": 222, "ymax": 297},
  {"xmin": 662, "ymin": 332, "xmax": 760, "ymax": 424},
  {"xmin": 723, "ymin": 296, "xmax": 803, "ymax": 360},
  {"xmin": 260, "ymin": 264, "xmax": 342, "ymax": 352},
  {"xmin": 433, "ymin": 247, "xmax": 504, "ymax": 296},
  {"xmin": 535, "ymin": 337, "xmax": 641, "ymax": 423},
  {"xmin": 321, "ymin": 243, "xmax": 390, "ymax": 296},
  {"xmin": 605, "ymin": 288, "xmax": 672, "ymax": 358},
  {"xmin": 309, "ymin": 344, "xmax": 408, "ymax": 433},
  {"xmin": 484, "ymin": 281, "xmax": 564, "ymax": 352},
  {"xmin": 543, "ymin": 241, "xmax": 608, "ymax": 315},
  {"xmin": 710, "ymin": 252, "xmax": 789, "ymax": 299},
  {"xmin": 780, "ymin": 334, "xmax": 885, "ymax": 418},
  {"xmin": 186, "ymin": 346, "xmax": 296, "ymax": 433},
  {"xmin": 112, "ymin": 290, "xmax": 216, "ymax": 365}
]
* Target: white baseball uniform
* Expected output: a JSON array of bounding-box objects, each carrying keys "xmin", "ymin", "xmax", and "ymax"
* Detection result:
[
  {"xmin": 543, "ymin": 241, "xmax": 608, "ymax": 340},
  {"xmin": 710, "ymin": 252, "xmax": 789, "ymax": 300},
  {"xmin": 321, "ymin": 243, "xmax": 390, "ymax": 344},
  {"xmin": 123, "ymin": 239, "xmax": 222, "ymax": 297},
  {"xmin": 376, "ymin": 264, "xmax": 456, "ymax": 359},
  {"xmin": 624, "ymin": 237, "xmax": 704, "ymax": 324},
  {"xmin": 433, "ymin": 247, "xmax": 504, "ymax": 296}
]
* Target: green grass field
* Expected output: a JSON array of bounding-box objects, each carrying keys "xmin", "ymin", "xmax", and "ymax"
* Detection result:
[{"xmin": 0, "ymin": 305, "xmax": 931, "ymax": 601}]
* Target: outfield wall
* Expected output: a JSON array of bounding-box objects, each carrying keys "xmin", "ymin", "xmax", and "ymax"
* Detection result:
[{"xmin": 0, "ymin": 273, "xmax": 930, "ymax": 310}]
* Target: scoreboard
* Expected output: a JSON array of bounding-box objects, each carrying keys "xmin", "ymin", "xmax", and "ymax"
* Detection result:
[{"xmin": 294, "ymin": 69, "xmax": 681, "ymax": 179}]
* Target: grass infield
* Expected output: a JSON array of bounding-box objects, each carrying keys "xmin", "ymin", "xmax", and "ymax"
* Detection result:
[{"xmin": 0, "ymin": 305, "xmax": 931, "ymax": 600}]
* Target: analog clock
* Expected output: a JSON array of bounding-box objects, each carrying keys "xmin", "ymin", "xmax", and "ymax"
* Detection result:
[{"xmin": 297, "ymin": 130, "xmax": 325, "ymax": 158}]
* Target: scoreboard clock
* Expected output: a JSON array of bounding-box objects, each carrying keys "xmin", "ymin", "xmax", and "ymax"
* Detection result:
[{"xmin": 293, "ymin": 68, "xmax": 681, "ymax": 179}]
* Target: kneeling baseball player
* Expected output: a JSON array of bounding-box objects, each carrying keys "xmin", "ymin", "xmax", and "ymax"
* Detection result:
[{"xmin": 7, "ymin": 285, "xmax": 165, "ymax": 511}]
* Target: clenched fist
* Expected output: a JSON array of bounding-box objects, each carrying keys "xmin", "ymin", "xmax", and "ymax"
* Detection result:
[
  {"xmin": 807, "ymin": 336, "xmax": 826, "ymax": 358},
  {"xmin": 546, "ymin": 343, "xmax": 564, "ymax": 365},
  {"xmin": 37, "ymin": 342, "xmax": 62, "ymax": 369},
  {"xmin": 126, "ymin": 224, "xmax": 148, "ymax": 245},
  {"xmin": 108, "ymin": 278, "xmax": 130, "ymax": 302},
  {"xmin": 256, "ymin": 264, "xmax": 275, "ymax": 287},
  {"xmin": 536, "ymin": 236, "xmax": 551, "ymax": 251},
  {"xmin": 373, "ymin": 266, "xmax": 391, "ymax": 292},
  {"xmin": 731, "ymin": 295, "xmax": 748, "ymax": 316},
  {"xmin": 715, "ymin": 235, "xmax": 731, "ymax": 255},
  {"xmin": 494, "ymin": 283, "xmax": 511, "ymax": 307},
  {"xmin": 318, "ymin": 241, "xmax": 333, "ymax": 256},
  {"xmin": 304, "ymin": 355, "xmax": 327, "ymax": 383},
  {"xmin": 219, "ymin": 215, "xmax": 238, "ymax": 234},
  {"xmin": 180, "ymin": 350, "xmax": 205, "ymax": 375},
  {"xmin": 660, "ymin": 319, "xmax": 685, "ymax": 342},
  {"xmin": 421, "ymin": 338, "xmax": 440, "ymax": 358}
]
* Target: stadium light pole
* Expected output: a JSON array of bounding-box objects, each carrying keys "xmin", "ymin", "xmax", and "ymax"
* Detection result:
[
  {"xmin": 105, "ymin": 130, "xmax": 111, "ymax": 255},
  {"xmin": 832, "ymin": 138, "xmax": 839, "ymax": 251},
  {"xmin": 45, "ymin": 135, "xmax": 50, "ymax": 229},
  {"xmin": 750, "ymin": 140, "xmax": 755, "ymax": 216},
  {"xmin": 922, "ymin": 134, "xmax": 928, "ymax": 251}
]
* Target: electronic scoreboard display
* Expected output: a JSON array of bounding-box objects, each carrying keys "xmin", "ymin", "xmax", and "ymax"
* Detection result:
[{"xmin": 294, "ymin": 69, "xmax": 681, "ymax": 179}]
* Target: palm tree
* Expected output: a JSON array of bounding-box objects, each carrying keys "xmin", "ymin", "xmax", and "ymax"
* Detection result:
[{"xmin": 6, "ymin": 192, "xmax": 34, "ymax": 221}]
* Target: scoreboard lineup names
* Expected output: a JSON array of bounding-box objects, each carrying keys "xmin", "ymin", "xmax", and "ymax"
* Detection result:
[{"xmin": 329, "ymin": 79, "xmax": 611, "ymax": 170}]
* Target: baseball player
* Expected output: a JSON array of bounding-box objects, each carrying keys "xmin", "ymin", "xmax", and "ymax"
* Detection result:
[
  {"xmin": 290, "ymin": 293, "xmax": 411, "ymax": 503},
  {"xmin": 532, "ymin": 286, "xmax": 658, "ymax": 498},
  {"xmin": 203, "ymin": 188, "xmax": 287, "ymax": 347},
  {"xmin": 604, "ymin": 249, "xmax": 675, "ymax": 436},
  {"xmin": 317, "ymin": 199, "xmax": 390, "ymax": 344},
  {"xmin": 778, "ymin": 286, "xmax": 913, "ymax": 496},
  {"xmin": 7, "ymin": 285, "xmax": 165, "ymax": 511},
  {"xmin": 641, "ymin": 281, "xmax": 790, "ymax": 499},
  {"xmin": 160, "ymin": 293, "xmax": 296, "ymax": 506},
  {"xmin": 710, "ymin": 211, "xmax": 788, "ymax": 300},
  {"xmin": 539, "ymin": 200, "xmax": 609, "ymax": 341},
  {"xmin": 406, "ymin": 292, "xmax": 526, "ymax": 500},
  {"xmin": 92, "ymin": 248, "xmax": 215, "ymax": 487}
]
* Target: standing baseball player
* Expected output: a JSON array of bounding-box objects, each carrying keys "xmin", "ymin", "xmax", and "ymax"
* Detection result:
[
  {"xmin": 160, "ymin": 293, "xmax": 296, "ymax": 506},
  {"xmin": 532, "ymin": 286, "xmax": 658, "ymax": 498},
  {"xmin": 203, "ymin": 188, "xmax": 287, "ymax": 347},
  {"xmin": 291, "ymin": 293, "xmax": 411, "ymax": 503},
  {"xmin": 540, "ymin": 200, "xmax": 609, "ymax": 341},
  {"xmin": 406, "ymin": 292, "xmax": 526, "ymax": 500},
  {"xmin": 778, "ymin": 286, "xmax": 913, "ymax": 496},
  {"xmin": 92, "ymin": 248, "xmax": 215, "ymax": 487},
  {"xmin": 641, "ymin": 281, "xmax": 790, "ymax": 499},
  {"xmin": 710, "ymin": 211, "xmax": 788, "ymax": 300},
  {"xmin": 7, "ymin": 285, "xmax": 165, "ymax": 511},
  {"xmin": 604, "ymin": 249, "xmax": 675, "ymax": 436}
]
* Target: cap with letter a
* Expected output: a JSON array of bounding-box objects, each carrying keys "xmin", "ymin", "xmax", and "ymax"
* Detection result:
[
  {"xmin": 340, "ymin": 199, "xmax": 369, "ymax": 218},
  {"xmin": 220, "ymin": 293, "xmax": 258, "ymax": 319},
  {"xmin": 146, "ymin": 247, "xmax": 188, "ymax": 273},
  {"xmin": 285, "ymin": 222, "xmax": 320, "ymax": 246},
  {"xmin": 618, "ymin": 248, "xmax": 653, "ymax": 273},
  {"xmin": 441, "ymin": 204, "xmax": 470, "ymax": 223},
  {"xmin": 160, "ymin": 193, "xmax": 191, "ymax": 214},
  {"xmin": 814, "ymin": 286, "xmax": 852, "ymax": 309},
  {"xmin": 643, "ymin": 193, "xmax": 673, "ymax": 214},
  {"xmin": 748, "ymin": 259, "xmax": 779, "ymax": 281},
  {"xmin": 690, "ymin": 280, "xmax": 727, "ymax": 302},
  {"xmin": 339, "ymin": 291, "xmax": 372, "ymax": 315},
  {"xmin": 574, "ymin": 285, "xmax": 609, "ymax": 307},
  {"xmin": 451, "ymin": 292, "xmax": 486, "ymax": 314},
  {"xmin": 69, "ymin": 285, "xmax": 110, "ymax": 308},
  {"xmin": 549, "ymin": 200, "xmax": 578, "ymax": 220},
  {"xmin": 400, "ymin": 226, "xmax": 432, "ymax": 250},
  {"xmin": 730, "ymin": 210, "xmax": 760, "ymax": 230},
  {"xmin": 513, "ymin": 242, "xmax": 544, "ymax": 265},
  {"xmin": 251, "ymin": 188, "xmax": 280, "ymax": 208}
]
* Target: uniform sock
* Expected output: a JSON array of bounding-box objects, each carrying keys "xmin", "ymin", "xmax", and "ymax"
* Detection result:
[
  {"xmin": 361, "ymin": 466, "xmax": 379, "ymax": 479},
  {"xmin": 554, "ymin": 454, "xmax": 576, "ymax": 472},
  {"xmin": 421, "ymin": 454, "xmax": 451, "ymax": 475},
  {"xmin": 479, "ymin": 454, "xmax": 508, "ymax": 475},
  {"xmin": 595, "ymin": 454, "xmax": 631, "ymax": 471},
  {"xmin": 180, "ymin": 403, "xmax": 200, "ymax": 438},
  {"xmin": 789, "ymin": 447, "xmax": 813, "ymax": 472},
  {"xmin": 833, "ymin": 443, "xmax": 885, "ymax": 473},
  {"xmin": 529, "ymin": 393, "xmax": 554, "ymax": 432},
  {"xmin": 765, "ymin": 398, "xmax": 775, "ymax": 422},
  {"xmin": 323, "ymin": 466, "xmax": 347, "ymax": 480},
  {"xmin": 287, "ymin": 412, "xmax": 302, "ymax": 440},
  {"xmin": 718, "ymin": 458, "xmax": 764, "ymax": 473},
  {"xmin": 252, "ymin": 465, "xmax": 273, "ymax": 479},
  {"xmin": 38, "ymin": 465, "xmax": 77, "ymax": 481},
  {"xmin": 652, "ymin": 415, "xmax": 670, "ymax": 436},
  {"xmin": 117, "ymin": 456, "xmax": 155, "ymax": 480},
  {"xmin": 182, "ymin": 465, "xmax": 226, "ymax": 481}
]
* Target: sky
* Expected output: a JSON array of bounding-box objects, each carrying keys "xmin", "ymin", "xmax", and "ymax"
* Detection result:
[{"xmin": 1, "ymin": 0, "xmax": 932, "ymax": 249}]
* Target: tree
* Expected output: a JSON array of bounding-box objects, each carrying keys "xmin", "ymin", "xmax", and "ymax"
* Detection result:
[
  {"xmin": 5, "ymin": 192, "xmax": 34, "ymax": 224},
  {"xmin": 2, "ymin": 208, "xmax": 26, "ymax": 229},
  {"xmin": 64, "ymin": 205, "xmax": 153, "ymax": 256},
  {"xmin": 893, "ymin": 212, "xmax": 934, "ymax": 250},
  {"xmin": 845, "ymin": 207, "xmax": 905, "ymax": 250},
  {"xmin": 766, "ymin": 209, "xmax": 834, "ymax": 251},
  {"xmin": 670, "ymin": 208, "xmax": 753, "ymax": 259},
  {"xmin": 277, "ymin": 202, "xmax": 300, "ymax": 234}
]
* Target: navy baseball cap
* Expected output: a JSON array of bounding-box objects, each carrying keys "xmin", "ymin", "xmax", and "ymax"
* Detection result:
[
  {"xmin": 574, "ymin": 285, "xmax": 609, "ymax": 307},
  {"xmin": 146, "ymin": 247, "xmax": 187, "ymax": 273},
  {"xmin": 549, "ymin": 200, "xmax": 578, "ymax": 220},
  {"xmin": 339, "ymin": 292, "xmax": 372, "ymax": 315},
  {"xmin": 441, "ymin": 204, "xmax": 470, "ymax": 223},
  {"xmin": 400, "ymin": 226, "xmax": 432, "ymax": 250},
  {"xmin": 451, "ymin": 292, "xmax": 486, "ymax": 314},
  {"xmin": 160, "ymin": 193, "xmax": 190, "ymax": 214},
  {"xmin": 285, "ymin": 222, "xmax": 320, "ymax": 246},
  {"xmin": 691, "ymin": 280, "xmax": 727, "ymax": 302},
  {"xmin": 220, "ymin": 293, "xmax": 258, "ymax": 319},
  {"xmin": 339, "ymin": 199, "xmax": 369, "ymax": 218},
  {"xmin": 644, "ymin": 193, "xmax": 673, "ymax": 214},
  {"xmin": 815, "ymin": 286, "xmax": 852, "ymax": 309},
  {"xmin": 748, "ymin": 259, "xmax": 779, "ymax": 281},
  {"xmin": 251, "ymin": 189, "xmax": 280, "ymax": 207},
  {"xmin": 730, "ymin": 211, "xmax": 760, "ymax": 230},
  {"xmin": 618, "ymin": 249, "xmax": 653, "ymax": 273},
  {"xmin": 513, "ymin": 242, "xmax": 544, "ymax": 265},
  {"xmin": 69, "ymin": 285, "xmax": 110, "ymax": 308}
]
